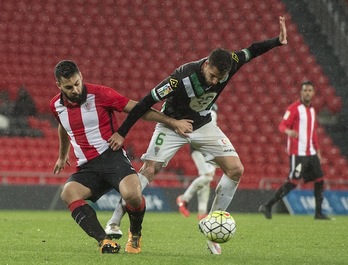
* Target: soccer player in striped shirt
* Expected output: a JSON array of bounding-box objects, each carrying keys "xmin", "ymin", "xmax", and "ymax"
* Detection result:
[
  {"xmin": 259, "ymin": 81, "xmax": 330, "ymax": 220},
  {"xmin": 50, "ymin": 60, "xmax": 193, "ymax": 254}
]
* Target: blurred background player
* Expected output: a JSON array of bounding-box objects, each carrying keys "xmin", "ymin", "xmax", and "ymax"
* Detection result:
[
  {"xmin": 176, "ymin": 104, "xmax": 218, "ymax": 220},
  {"xmin": 259, "ymin": 81, "xmax": 330, "ymax": 220}
]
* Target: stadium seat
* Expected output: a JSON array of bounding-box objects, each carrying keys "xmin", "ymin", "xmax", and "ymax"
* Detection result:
[{"xmin": 0, "ymin": 0, "xmax": 346, "ymax": 188}]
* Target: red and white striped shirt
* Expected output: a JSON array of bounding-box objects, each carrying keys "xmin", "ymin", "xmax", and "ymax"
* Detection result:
[
  {"xmin": 278, "ymin": 100, "xmax": 319, "ymax": 156},
  {"xmin": 50, "ymin": 83, "xmax": 129, "ymax": 167}
]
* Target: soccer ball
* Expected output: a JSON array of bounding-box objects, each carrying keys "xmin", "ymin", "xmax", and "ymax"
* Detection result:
[{"xmin": 199, "ymin": 211, "xmax": 236, "ymax": 243}]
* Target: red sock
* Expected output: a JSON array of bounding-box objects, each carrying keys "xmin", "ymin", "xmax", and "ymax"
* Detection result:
[
  {"xmin": 68, "ymin": 199, "xmax": 87, "ymax": 212},
  {"xmin": 125, "ymin": 196, "xmax": 145, "ymax": 212}
]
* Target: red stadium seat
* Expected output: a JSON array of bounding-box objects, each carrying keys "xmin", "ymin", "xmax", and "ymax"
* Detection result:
[{"xmin": 0, "ymin": 0, "xmax": 346, "ymax": 188}]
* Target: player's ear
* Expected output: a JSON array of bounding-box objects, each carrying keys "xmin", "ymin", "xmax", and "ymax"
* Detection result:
[
  {"xmin": 79, "ymin": 72, "xmax": 83, "ymax": 81},
  {"xmin": 56, "ymin": 80, "xmax": 61, "ymax": 90},
  {"xmin": 202, "ymin": 60, "xmax": 209, "ymax": 72}
]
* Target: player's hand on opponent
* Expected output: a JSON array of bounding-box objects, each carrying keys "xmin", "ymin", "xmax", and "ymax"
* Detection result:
[
  {"xmin": 279, "ymin": 16, "xmax": 287, "ymax": 45},
  {"xmin": 53, "ymin": 157, "xmax": 71, "ymax": 174},
  {"xmin": 108, "ymin": 132, "xmax": 125, "ymax": 151},
  {"xmin": 172, "ymin": 119, "xmax": 193, "ymax": 137},
  {"xmin": 286, "ymin": 129, "xmax": 298, "ymax": 138}
]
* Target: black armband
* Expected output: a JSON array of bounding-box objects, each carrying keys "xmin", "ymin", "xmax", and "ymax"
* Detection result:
[{"xmin": 117, "ymin": 93, "xmax": 156, "ymax": 138}]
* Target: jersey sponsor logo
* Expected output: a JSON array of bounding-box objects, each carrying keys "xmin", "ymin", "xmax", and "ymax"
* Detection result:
[
  {"xmin": 231, "ymin": 52, "xmax": 239, "ymax": 63},
  {"xmin": 169, "ymin": 78, "xmax": 178, "ymax": 88},
  {"xmin": 157, "ymin": 83, "xmax": 173, "ymax": 98},
  {"xmin": 189, "ymin": 92, "xmax": 217, "ymax": 112},
  {"xmin": 218, "ymin": 138, "xmax": 235, "ymax": 153},
  {"xmin": 283, "ymin": 110, "xmax": 290, "ymax": 120}
]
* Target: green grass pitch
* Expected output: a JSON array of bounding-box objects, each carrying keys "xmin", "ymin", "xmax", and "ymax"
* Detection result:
[{"xmin": 1, "ymin": 210, "xmax": 347, "ymax": 265}]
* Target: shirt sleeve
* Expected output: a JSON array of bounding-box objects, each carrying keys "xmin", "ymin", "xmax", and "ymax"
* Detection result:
[
  {"xmin": 99, "ymin": 85, "xmax": 130, "ymax": 112},
  {"xmin": 117, "ymin": 92, "xmax": 157, "ymax": 137},
  {"xmin": 244, "ymin": 37, "xmax": 282, "ymax": 61},
  {"xmin": 278, "ymin": 106, "xmax": 296, "ymax": 133},
  {"xmin": 229, "ymin": 37, "xmax": 281, "ymax": 74},
  {"xmin": 312, "ymin": 112, "xmax": 320, "ymax": 150},
  {"xmin": 151, "ymin": 76, "xmax": 178, "ymax": 101}
]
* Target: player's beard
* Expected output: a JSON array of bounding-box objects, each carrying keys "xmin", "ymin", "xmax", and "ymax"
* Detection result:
[
  {"xmin": 302, "ymin": 95, "xmax": 312, "ymax": 105},
  {"xmin": 63, "ymin": 85, "xmax": 87, "ymax": 104}
]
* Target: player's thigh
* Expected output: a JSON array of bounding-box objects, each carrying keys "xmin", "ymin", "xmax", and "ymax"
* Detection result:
[
  {"xmin": 191, "ymin": 150, "xmax": 212, "ymax": 175},
  {"xmin": 61, "ymin": 181, "xmax": 92, "ymax": 204},
  {"xmin": 191, "ymin": 122, "xmax": 238, "ymax": 158},
  {"xmin": 141, "ymin": 123, "xmax": 188, "ymax": 166},
  {"xmin": 288, "ymin": 155, "xmax": 306, "ymax": 181},
  {"xmin": 304, "ymin": 155, "xmax": 324, "ymax": 182}
]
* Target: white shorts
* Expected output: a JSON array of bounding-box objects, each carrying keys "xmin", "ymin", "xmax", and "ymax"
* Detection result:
[{"xmin": 141, "ymin": 120, "xmax": 238, "ymax": 167}]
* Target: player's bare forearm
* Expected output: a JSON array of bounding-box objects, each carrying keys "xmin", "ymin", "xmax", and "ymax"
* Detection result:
[
  {"xmin": 58, "ymin": 124, "xmax": 70, "ymax": 159},
  {"xmin": 142, "ymin": 109, "xmax": 193, "ymax": 136},
  {"xmin": 54, "ymin": 124, "xmax": 71, "ymax": 174}
]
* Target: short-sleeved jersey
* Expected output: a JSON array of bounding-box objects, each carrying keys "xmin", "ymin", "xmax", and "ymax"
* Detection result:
[
  {"xmin": 278, "ymin": 100, "xmax": 319, "ymax": 156},
  {"xmin": 149, "ymin": 38, "xmax": 281, "ymax": 130},
  {"xmin": 50, "ymin": 83, "xmax": 129, "ymax": 167}
]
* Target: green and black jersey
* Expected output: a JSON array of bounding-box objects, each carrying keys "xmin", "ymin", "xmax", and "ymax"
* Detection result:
[{"xmin": 117, "ymin": 37, "xmax": 281, "ymax": 137}]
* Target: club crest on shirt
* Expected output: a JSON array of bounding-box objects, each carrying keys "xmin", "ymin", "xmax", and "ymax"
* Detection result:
[{"xmin": 83, "ymin": 102, "xmax": 93, "ymax": 111}]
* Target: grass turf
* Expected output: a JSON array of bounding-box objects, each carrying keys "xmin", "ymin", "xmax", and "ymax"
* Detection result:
[{"xmin": 0, "ymin": 211, "xmax": 347, "ymax": 265}]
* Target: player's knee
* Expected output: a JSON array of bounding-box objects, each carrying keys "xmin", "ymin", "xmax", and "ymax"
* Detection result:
[
  {"xmin": 202, "ymin": 173, "xmax": 214, "ymax": 184},
  {"xmin": 225, "ymin": 163, "xmax": 244, "ymax": 181},
  {"xmin": 139, "ymin": 161, "xmax": 162, "ymax": 182},
  {"xmin": 60, "ymin": 185, "xmax": 75, "ymax": 205},
  {"xmin": 60, "ymin": 182, "xmax": 89, "ymax": 205},
  {"xmin": 124, "ymin": 192, "xmax": 142, "ymax": 208}
]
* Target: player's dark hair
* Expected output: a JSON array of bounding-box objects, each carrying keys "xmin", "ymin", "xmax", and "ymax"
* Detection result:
[
  {"xmin": 54, "ymin": 60, "xmax": 80, "ymax": 82},
  {"xmin": 301, "ymin": 80, "xmax": 314, "ymax": 89},
  {"xmin": 208, "ymin": 48, "xmax": 232, "ymax": 74}
]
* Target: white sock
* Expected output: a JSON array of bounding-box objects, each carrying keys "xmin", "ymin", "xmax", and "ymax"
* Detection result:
[
  {"xmin": 182, "ymin": 175, "xmax": 211, "ymax": 202},
  {"xmin": 107, "ymin": 173, "xmax": 149, "ymax": 226},
  {"xmin": 197, "ymin": 183, "xmax": 210, "ymax": 215},
  {"xmin": 210, "ymin": 174, "xmax": 239, "ymax": 213},
  {"xmin": 138, "ymin": 172, "xmax": 149, "ymax": 190}
]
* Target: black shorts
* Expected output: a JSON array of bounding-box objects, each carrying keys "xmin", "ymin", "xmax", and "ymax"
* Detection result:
[
  {"xmin": 67, "ymin": 148, "xmax": 137, "ymax": 202},
  {"xmin": 287, "ymin": 154, "xmax": 324, "ymax": 183}
]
